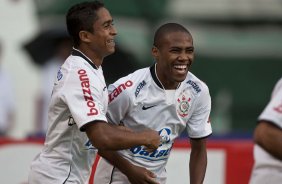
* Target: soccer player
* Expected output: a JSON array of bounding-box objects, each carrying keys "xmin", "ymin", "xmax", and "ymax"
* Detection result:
[
  {"xmin": 28, "ymin": 1, "xmax": 161, "ymax": 183},
  {"xmin": 94, "ymin": 23, "xmax": 212, "ymax": 184},
  {"xmin": 249, "ymin": 77, "xmax": 282, "ymax": 184}
]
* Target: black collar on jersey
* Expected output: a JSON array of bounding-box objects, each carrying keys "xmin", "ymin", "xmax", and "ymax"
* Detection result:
[
  {"xmin": 71, "ymin": 48, "xmax": 98, "ymax": 70},
  {"xmin": 150, "ymin": 64, "xmax": 182, "ymax": 90},
  {"xmin": 150, "ymin": 64, "xmax": 164, "ymax": 89}
]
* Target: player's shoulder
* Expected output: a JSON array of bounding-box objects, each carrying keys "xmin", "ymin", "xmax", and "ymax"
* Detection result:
[
  {"xmin": 108, "ymin": 67, "xmax": 150, "ymax": 102},
  {"xmin": 61, "ymin": 55, "xmax": 82, "ymax": 71},
  {"xmin": 111, "ymin": 67, "xmax": 150, "ymax": 88},
  {"xmin": 272, "ymin": 77, "xmax": 282, "ymax": 95},
  {"xmin": 183, "ymin": 72, "xmax": 210, "ymax": 95}
]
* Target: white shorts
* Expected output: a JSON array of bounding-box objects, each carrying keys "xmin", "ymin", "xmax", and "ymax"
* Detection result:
[
  {"xmin": 93, "ymin": 157, "xmax": 167, "ymax": 184},
  {"xmin": 249, "ymin": 145, "xmax": 282, "ymax": 184}
]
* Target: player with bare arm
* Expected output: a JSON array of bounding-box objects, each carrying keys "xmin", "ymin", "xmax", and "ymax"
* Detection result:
[{"xmin": 28, "ymin": 1, "xmax": 160, "ymax": 184}]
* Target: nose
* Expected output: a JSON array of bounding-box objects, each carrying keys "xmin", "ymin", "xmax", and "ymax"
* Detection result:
[
  {"xmin": 111, "ymin": 26, "xmax": 117, "ymax": 36},
  {"xmin": 177, "ymin": 52, "xmax": 189, "ymax": 61}
]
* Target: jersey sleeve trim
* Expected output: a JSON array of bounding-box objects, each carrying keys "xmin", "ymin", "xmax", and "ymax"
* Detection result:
[
  {"xmin": 80, "ymin": 119, "xmax": 108, "ymax": 132},
  {"xmin": 189, "ymin": 133, "xmax": 212, "ymax": 140},
  {"xmin": 257, "ymin": 119, "xmax": 282, "ymax": 130}
]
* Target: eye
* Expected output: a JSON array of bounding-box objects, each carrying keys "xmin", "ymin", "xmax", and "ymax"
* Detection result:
[
  {"xmin": 186, "ymin": 48, "xmax": 194, "ymax": 53},
  {"xmin": 103, "ymin": 21, "xmax": 114, "ymax": 29},
  {"xmin": 170, "ymin": 48, "xmax": 181, "ymax": 53}
]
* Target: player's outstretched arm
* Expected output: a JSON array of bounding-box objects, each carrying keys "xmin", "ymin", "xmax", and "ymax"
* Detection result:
[
  {"xmin": 98, "ymin": 150, "xmax": 160, "ymax": 184},
  {"xmin": 189, "ymin": 138, "xmax": 207, "ymax": 184},
  {"xmin": 84, "ymin": 121, "xmax": 161, "ymax": 150},
  {"xmin": 254, "ymin": 121, "xmax": 282, "ymax": 160}
]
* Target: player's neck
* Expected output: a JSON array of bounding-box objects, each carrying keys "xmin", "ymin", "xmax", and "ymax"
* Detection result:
[{"xmin": 75, "ymin": 46, "xmax": 103, "ymax": 68}]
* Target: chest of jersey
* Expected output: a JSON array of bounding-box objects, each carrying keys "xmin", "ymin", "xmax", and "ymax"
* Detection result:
[
  {"xmin": 117, "ymin": 84, "xmax": 196, "ymax": 163},
  {"xmin": 124, "ymin": 85, "xmax": 196, "ymax": 139}
]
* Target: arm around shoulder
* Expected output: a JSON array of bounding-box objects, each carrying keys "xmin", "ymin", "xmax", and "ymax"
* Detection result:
[{"xmin": 84, "ymin": 121, "xmax": 161, "ymax": 151}]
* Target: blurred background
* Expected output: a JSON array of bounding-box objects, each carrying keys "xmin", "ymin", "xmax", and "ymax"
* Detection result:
[
  {"xmin": 1, "ymin": 0, "xmax": 281, "ymax": 139},
  {"xmin": 0, "ymin": 0, "xmax": 281, "ymax": 183}
]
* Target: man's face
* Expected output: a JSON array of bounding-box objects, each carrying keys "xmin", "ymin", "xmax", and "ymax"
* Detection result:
[
  {"xmin": 90, "ymin": 7, "xmax": 117, "ymax": 58},
  {"xmin": 153, "ymin": 31, "xmax": 194, "ymax": 89}
]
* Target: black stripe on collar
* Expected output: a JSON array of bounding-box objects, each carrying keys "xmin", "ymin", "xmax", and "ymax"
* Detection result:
[
  {"xmin": 150, "ymin": 64, "xmax": 164, "ymax": 89},
  {"xmin": 71, "ymin": 49, "xmax": 97, "ymax": 70},
  {"xmin": 149, "ymin": 64, "xmax": 182, "ymax": 90}
]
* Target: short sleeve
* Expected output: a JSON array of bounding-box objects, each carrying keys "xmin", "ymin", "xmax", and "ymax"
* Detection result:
[
  {"xmin": 258, "ymin": 79, "xmax": 282, "ymax": 129},
  {"xmin": 186, "ymin": 84, "xmax": 212, "ymax": 138},
  {"xmin": 62, "ymin": 67, "xmax": 107, "ymax": 130}
]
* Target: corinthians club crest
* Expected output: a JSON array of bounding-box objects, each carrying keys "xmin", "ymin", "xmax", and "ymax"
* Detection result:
[{"xmin": 177, "ymin": 94, "xmax": 191, "ymax": 117}]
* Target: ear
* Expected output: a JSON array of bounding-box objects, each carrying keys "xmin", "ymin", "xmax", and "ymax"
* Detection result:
[
  {"xmin": 79, "ymin": 31, "xmax": 92, "ymax": 43},
  {"xmin": 151, "ymin": 46, "xmax": 159, "ymax": 60}
]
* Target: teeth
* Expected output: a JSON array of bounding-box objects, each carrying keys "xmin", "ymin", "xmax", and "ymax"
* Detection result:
[{"xmin": 174, "ymin": 65, "xmax": 187, "ymax": 69}]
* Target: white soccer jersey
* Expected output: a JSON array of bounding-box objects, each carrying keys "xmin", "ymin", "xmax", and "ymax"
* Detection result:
[
  {"xmin": 29, "ymin": 48, "xmax": 108, "ymax": 184},
  {"xmin": 250, "ymin": 77, "xmax": 282, "ymax": 184},
  {"xmin": 94, "ymin": 64, "xmax": 212, "ymax": 184}
]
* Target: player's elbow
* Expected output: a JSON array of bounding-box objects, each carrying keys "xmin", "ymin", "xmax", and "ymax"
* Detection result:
[{"xmin": 85, "ymin": 121, "xmax": 116, "ymax": 150}]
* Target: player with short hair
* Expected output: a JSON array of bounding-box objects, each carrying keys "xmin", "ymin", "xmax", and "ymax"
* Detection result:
[
  {"xmin": 94, "ymin": 23, "xmax": 212, "ymax": 184},
  {"xmin": 249, "ymin": 77, "xmax": 282, "ymax": 184},
  {"xmin": 28, "ymin": 1, "xmax": 161, "ymax": 183}
]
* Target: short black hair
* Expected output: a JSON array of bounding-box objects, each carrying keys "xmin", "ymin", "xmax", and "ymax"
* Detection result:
[
  {"xmin": 153, "ymin": 23, "xmax": 191, "ymax": 48},
  {"xmin": 66, "ymin": 1, "xmax": 104, "ymax": 47}
]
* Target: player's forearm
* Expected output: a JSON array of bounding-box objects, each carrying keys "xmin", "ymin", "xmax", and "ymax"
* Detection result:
[
  {"xmin": 189, "ymin": 150, "xmax": 207, "ymax": 184},
  {"xmin": 86, "ymin": 122, "xmax": 159, "ymax": 150},
  {"xmin": 254, "ymin": 121, "xmax": 282, "ymax": 160},
  {"xmin": 189, "ymin": 138, "xmax": 207, "ymax": 184},
  {"xmin": 98, "ymin": 150, "xmax": 133, "ymax": 175}
]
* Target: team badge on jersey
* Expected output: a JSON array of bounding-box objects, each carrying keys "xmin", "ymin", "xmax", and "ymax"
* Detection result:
[{"xmin": 177, "ymin": 92, "xmax": 192, "ymax": 117}]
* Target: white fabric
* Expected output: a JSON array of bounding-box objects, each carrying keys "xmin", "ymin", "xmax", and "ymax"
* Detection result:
[
  {"xmin": 250, "ymin": 77, "xmax": 282, "ymax": 184},
  {"xmin": 29, "ymin": 49, "xmax": 108, "ymax": 184},
  {"xmin": 250, "ymin": 145, "xmax": 282, "ymax": 184},
  {"xmin": 94, "ymin": 64, "xmax": 212, "ymax": 184},
  {"xmin": 39, "ymin": 57, "xmax": 63, "ymax": 133}
]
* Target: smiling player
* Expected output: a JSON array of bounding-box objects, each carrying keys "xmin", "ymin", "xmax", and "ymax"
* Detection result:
[
  {"xmin": 28, "ymin": 1, "xmax": 161, "ymax": 183},
  {"xmin": 94, "ymin": 23, "xmax": 212, "ymax": 184}
]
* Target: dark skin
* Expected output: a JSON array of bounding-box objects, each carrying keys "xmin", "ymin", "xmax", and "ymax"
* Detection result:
[
  {"xmin": 85, "ymin": 122, "xmax": 160, "ymax": 151},
  {"xmin": 78, "ymin": 7, "xmax": 117, "ymax": 67},
  {"xmin": 152, "ymin": 31, "xmax": 194, "ymax": 89},
  {"xmin": 254, "ymin": 121, "xmax": 282, "ymax": 160},
  {"xmin": 189, "ymin": 138, "xmax": 207, "ymax": 184},
  {"xmin": 97, "ymin": 126, "xmax": 159, "ymax": 183}
]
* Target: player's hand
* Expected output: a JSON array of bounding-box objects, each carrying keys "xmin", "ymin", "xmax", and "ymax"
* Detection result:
[
  {"xmin": 125, "ymin": 164, "xmax": 160, "ymax": 184},
  {"xmin": 140, "ymin": 129, "xmax": 161, "ymax": 151}
]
